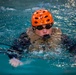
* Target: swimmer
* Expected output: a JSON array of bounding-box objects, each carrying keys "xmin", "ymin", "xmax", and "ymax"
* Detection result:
[{"xmin": 7, "ymin": 9, "xmax": 76, "ymax": 67}]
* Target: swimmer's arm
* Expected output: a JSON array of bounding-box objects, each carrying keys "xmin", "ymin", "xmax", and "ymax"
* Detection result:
[
  {"xmin": 7, "ymin": 32, "xmax": 31, "ymax": 59},
  {"xmin": 61, "ymin": 34, "xmax": 76, "ymax": 53},
  {"xmin": 68, "ymin": 43, "xmax": 76, "ymax": 54}
]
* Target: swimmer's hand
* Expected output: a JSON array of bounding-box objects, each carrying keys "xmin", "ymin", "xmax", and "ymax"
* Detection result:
[{"xmin": 9, "ymin": 58, "xmax": 23, "ymax": 67}]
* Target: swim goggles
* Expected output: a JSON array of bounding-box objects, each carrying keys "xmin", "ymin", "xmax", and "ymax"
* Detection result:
[{"xmin": 33, "ymin": 24, "xmax": 53, "ymax": 30}]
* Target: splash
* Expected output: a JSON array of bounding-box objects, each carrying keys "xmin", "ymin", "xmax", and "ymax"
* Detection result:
[{"xmin": 0, "ymin": 6, "xmax": 16, "ymax": 11}]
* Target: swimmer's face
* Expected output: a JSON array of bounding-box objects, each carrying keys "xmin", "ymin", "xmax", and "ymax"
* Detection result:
[{"xmin": 33, "ymin": 24, "xmax": 53, "ymax": 37}]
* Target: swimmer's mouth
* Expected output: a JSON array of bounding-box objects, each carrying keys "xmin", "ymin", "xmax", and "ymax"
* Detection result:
[{"xmin": 42, "ymin": 34, "xmax": 50, "ymax": 41}]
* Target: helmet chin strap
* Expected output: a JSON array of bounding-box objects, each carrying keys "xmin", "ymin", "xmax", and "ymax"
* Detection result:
[{"xmin": 42, "ymin": 34, "xmax": 50, "ymax": 41}]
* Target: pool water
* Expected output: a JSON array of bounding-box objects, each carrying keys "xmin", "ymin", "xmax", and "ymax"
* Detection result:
[{"xmin": 0, "ymin": 0, "xmax": 76, "ymax": 75}]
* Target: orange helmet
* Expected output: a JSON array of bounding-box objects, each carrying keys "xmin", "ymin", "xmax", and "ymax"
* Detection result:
[{"xmin": 31, "ymin": 9, "xmax": 54, "ymax": 26}]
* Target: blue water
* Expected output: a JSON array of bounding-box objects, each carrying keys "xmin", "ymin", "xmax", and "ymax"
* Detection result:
[{"xmin": 0, "ymin": 0, "xmax": 76, "ymax": 75}]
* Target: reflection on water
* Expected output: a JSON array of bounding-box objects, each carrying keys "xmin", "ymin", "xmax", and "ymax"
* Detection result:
[
  {"xmin": 65, "ymin": 0, "xmax": 76, "ymax": 7},
  {"xmin": 0, "ymin": 0, "xmax": 76, "ymax": 75}
]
